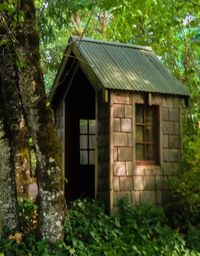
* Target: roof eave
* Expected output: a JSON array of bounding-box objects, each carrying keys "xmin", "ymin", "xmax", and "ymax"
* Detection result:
[
  {"xmin": 49, "ymin": 37, "xmax": 105, "ymax": 104},
  {"xmin": 49, "ymin": 40, "xmax": 73, "ymax": 103},
  {"xmin": 72, "ymin": 42, "xmax": 104, "ymax": 91}
]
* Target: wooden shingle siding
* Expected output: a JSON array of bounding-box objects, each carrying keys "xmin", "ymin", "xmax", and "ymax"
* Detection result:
[
  {"xmin": 110, "ymin": 91, "xmax": 182, "ymax": 209},
  {"xmin": 96, "ymin": 92, "xmax": 110, "ymax": 207}
]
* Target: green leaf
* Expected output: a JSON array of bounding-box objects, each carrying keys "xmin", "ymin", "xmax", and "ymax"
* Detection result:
[
  {"xmin": 136, "ymin": 9, "xmax": 143, "ymax": 16},
  {"xmin": 0, "ymin": 3, "xmax": 8, "ymax": 11},
  {"xmin": 0, "ymin": 38, "xmax": 9, "ymax": 46},
  {"xmin": 69, "ymin": 248, "xmax": 76, "ymax": 255},
  {"xmin": 16, "ymin": 60, "xmax": 25, "ymax": 69}
]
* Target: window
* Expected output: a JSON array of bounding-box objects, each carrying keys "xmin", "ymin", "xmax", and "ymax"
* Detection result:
[
  {"xmin": 135, "ymin": 104, "xmax": 159, "ymax": 165},
  {"xmin": 80, "ymin": 119, "xmax": 96, "ymax": 165}
]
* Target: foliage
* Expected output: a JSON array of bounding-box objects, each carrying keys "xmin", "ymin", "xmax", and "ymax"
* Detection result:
[
  {"xmin": 18, "ymin": 197, "xmax": 38, "ymax": 233},
  {"xmin": 165, "ymin": 125, "xmax": 200, "ymax": 229},
  {"xmin": 1, "ymin": 198, "xmax": 200, "ymax": 255},
  {"xmin": 64, "ymin": 199, "xmax": 200, "ymax": 256},
  {"xmin": 35, "ymin": 0, "xmax": 111, "ymax": 92},
  {"xmin": 186, "ymin": 225, "xmax": 200, "ymax": 252},
  {"xmin": 168, "ymin": 169, "xmax": 200, "ymax": 224},
  {"xmin": 0, "ymin": 226, "xmax": 65, "ymax": 256}
]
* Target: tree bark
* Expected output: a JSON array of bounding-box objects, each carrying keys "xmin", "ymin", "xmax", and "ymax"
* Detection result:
[
  {"xmin": 16, "ymin": 0, "xmax": 64, "ymax": 242},
  {"xmin": 0, "ymin": 111, "xmax": 19, "ymax": 233},
  {"xmin": 0, "ymin": 13, "xmax": 20, "ymax": 231}
]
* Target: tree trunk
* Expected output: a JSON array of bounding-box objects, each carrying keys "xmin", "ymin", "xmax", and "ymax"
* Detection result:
[
  {"xmin": 0, "ymin": 90, "xmax": 20, "ymax": 233},
  {"xmin": 16, "ymin": 0, "xmax": 64, "ymax": 242},
  {"xmin": 0, "ymin": 112, "xmax": 19, "ymax": 233},
  {"xmin": 0, "ymin": 12, "xmax": 20, "ymax": 231}
]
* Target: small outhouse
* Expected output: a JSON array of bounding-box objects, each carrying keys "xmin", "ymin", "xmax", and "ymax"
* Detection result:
[{"xmin": 50, "ymin": 36, "xmax": 189, "ymax": 211}]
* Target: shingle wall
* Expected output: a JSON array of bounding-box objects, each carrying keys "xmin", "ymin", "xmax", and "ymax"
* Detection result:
[
  {"xmin": 110, "ymin": 91, "xmax": 183, "ymax": 209},
  {"xmin": 97, "ymin": 92, "xmax": 110, "ymax": 207}
]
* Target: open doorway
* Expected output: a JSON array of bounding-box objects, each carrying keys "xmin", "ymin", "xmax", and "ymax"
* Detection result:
[{"xmin": 64, "ymin": 67, "xmax": 96, "ymax": 201}]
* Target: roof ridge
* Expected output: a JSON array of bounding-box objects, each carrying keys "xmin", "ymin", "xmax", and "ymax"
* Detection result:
[{"xmin": 70, "ymin": 36, "xmax": 152, "ymax": 52}]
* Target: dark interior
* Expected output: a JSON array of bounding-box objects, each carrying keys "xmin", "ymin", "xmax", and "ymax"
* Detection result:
[{"xmin": 64, "ymin": 65, "xmax": 95, "ymax": 201}]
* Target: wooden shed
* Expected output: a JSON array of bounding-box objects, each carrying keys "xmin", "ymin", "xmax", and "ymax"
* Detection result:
[{"xmin": 50, "ymin": 36, "xmax": 189, "ymax": 211}]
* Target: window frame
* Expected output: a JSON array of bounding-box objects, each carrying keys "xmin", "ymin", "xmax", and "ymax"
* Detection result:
[
  {"xmin": 79, "ymin": 119, "xmax": 96, "ymax": 165},
  {"xmin": 135, "ymin": 104, "xmax": 159, "ymax": 166}
]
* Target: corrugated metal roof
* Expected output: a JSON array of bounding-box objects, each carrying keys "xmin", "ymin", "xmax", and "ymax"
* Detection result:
[
  {"xmin": 51, "ymin": 36, "xmax": 189, "ymax": 100},
  {"xmin": 70, "ymin": 36, "xmax": 188, "ymax": 97}
]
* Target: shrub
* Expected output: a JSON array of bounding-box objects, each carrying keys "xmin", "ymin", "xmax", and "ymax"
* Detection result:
[
  {"xmin": 187, "ymin": 225, "xmax": 200, "ymax": 252},
  {"xmin": 1, "ymin": 198, "xmax": 200, "ymax": 255},
  {"xmin": 64, "ymin": 199, "xmax": 122, "ymax": 255},
  {"xmin": 166, "ymin": 171, "xmax": 200, "ymax": 231},
  {"xmin": 165, "ymin": 129, "xmax": 200, "ymax": 230},
  {"xmin": 64, "ymin": 198, "xmax": 200, "ymax": 256}
]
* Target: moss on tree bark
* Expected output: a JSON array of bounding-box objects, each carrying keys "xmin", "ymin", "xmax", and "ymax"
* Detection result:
[{"xmin": 16, "ymin": 0, "xmax": 65, "ymax": 242}]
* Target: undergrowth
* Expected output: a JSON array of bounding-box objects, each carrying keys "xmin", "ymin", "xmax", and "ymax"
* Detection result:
[{"xmin": 1, "ymin": 198, "xmax": 200, "ymax": 255}]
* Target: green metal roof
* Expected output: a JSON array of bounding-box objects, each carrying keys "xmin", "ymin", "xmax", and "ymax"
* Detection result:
[{"xmin": 51, "ymin": 36, "xmax": 189, "ymax": 100}]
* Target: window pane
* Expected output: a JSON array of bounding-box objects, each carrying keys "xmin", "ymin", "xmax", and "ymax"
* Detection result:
[
  {"xmin": 136, "ymin": 144, "xmax": 144, "ymax": 160},
  {"xmin": 136, "ymin": 126, "xmax": 143, "ymax": 142},
  {"xmin": 80, "ymin": 150, "xmax": 88, "ymax": 164},
  {"xmin": 146, "ymin": 109, "xmax": 153, "ymax": 124},
  {"xmin": 89, "ymin": 120, "xmax": 96, "ymax": 133},
  {"xmin": 80, "ymin": 119, "xmax": 88, "ymax": 134},
  {"xmin": 89, "ymin": 150, "xmax": 95, "ymax": 165},
  {"xmin": 136, "ymin": 105, "xmax": 158, "ymax": 164},
  {"xmin": 146, "ymin": 144, "xmax": 153, "ymax": 160},
  {"xmin": 89, "ymin": 135, "xmax": 95, "ymax": 149},
  {"xmin": 145, "ymin": 126, "xmax": 153, "ymax": 142},
  {"xmin": 136, "ymin": 105, "xmax": 143, "ymax": 123},
  {"xmin": 80, "ymin": 135, "xmax": 88, "ymax": 149}
]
